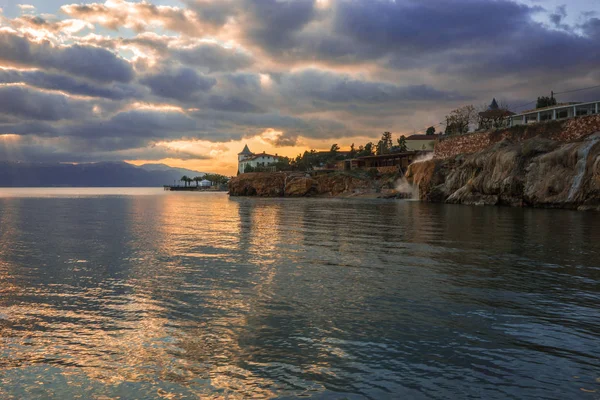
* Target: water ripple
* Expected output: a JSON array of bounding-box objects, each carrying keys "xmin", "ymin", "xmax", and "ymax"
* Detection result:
[{"xmin": 0, "ymin": 191, "xmax": 599, "ymax": 399}]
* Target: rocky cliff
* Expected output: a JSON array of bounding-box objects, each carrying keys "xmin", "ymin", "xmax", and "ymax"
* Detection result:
[
  {"xmin": 228, "ymin": 171, "xmax": 401, "ymax": 198},
  {"xmin": 406, "ymin": 132, "xmax": 600, "ymax": 210}
]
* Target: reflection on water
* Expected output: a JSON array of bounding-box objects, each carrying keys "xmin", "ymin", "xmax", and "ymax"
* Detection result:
[{"xmin": 1, "ymin": 189, "xmax": 600, "ymax": 399}]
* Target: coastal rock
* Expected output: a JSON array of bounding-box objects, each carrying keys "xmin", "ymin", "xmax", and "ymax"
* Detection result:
[
  {"xmin": 285, "ymin": 176, "xmax": 316, "ymax": 196},
  {"xmin": 406, "ymin": 132, "xmax": 600, "ymax": 210},
  {"xmin": 229, "ymin": 172, "xmax": 378, "ymax": 197},
  {"xmin": 312, "ymin": 174, "xmax": 373, "ymax": 196},
  {"xmin": 228, "ymin": 172, "xmax": 286, "ymax": 196}
]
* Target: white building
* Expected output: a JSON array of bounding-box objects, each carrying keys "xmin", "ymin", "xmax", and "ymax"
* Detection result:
[
  {"xmin": 508, "ymin": 100, "xmax": 600, "ymax": 126},
  {"xmin": 238, "ymin": 145, "xmax": 281, "ymax": 174}
]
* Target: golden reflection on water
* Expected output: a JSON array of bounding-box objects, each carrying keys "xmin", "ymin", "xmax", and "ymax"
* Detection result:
[
  {"xmin": 0, "ymin": 193, "xmax": 286, "ymax": 399},
  {"xmin": 1, "ymin": 191, "xmax": 600, "ymax": 399}
]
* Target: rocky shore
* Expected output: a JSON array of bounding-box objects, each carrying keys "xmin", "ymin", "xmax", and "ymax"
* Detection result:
[
  {"xmin": 406, "ymin": 132, "xmax": 600, "ymax": 210},
  {"xmin": 229, "ymin": 115, "xmax": 600, "ymax": 210},
  {"xmin": 228, "ymin": 171, "xmax": 407, "ymax": 198}
]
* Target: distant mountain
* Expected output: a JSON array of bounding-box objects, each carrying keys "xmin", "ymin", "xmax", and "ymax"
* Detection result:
[
  {"xmin": 0, "ymin": 161, "xmax": 207, "ymax": 187},
  {"xmin": 138, "ymin": 163, "xmax": 205, "ymax": 178}
]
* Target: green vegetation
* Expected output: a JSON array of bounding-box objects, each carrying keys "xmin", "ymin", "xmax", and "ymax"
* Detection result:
[
  {"xmin": 426, "ymin": 126, "xmax": 436, "ymax": 135},
  {"xmin": 445, "ymin": 105, "xmax": 476, "ymax": 135},
  {"xmin": 396, "ymin": 135, "xmax": 408, "ymax": 152},
  {"xmin": 241, "ymin": 131, "xmax": 426, "ymax": 174},
  {"xmin": 270, "ymin": 132, "xmax": 412, "ymax": 172},
  {"xmin": 180, "ymin": 175, "xmax": 192, "ymax": 187},
  {"xmin": 536, "ymin": 96, "xmax": 557, "ymax": 109},
  {"xmin": 203, "ymin": 173, "xmax": 229, "ymax": 185},
  {"xmin": 180, "ymin": 174, "xmax": 228, "ymax": 186}
]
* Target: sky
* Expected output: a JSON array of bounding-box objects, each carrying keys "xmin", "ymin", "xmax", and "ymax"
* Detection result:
[{"xmin": 0, "ymin": 0, "xmax": 599, "ymax": 175}]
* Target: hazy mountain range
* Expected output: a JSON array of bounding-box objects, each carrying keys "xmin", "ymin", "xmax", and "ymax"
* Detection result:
[{"xmin": 0, "ymin": 162, "xmax": 206, "ymax": 187}]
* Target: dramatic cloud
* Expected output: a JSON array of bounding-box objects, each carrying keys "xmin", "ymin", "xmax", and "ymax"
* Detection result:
[
  {"xmin": 174, "ymin": 43, "xmax": 254, "ymax": 73},
  {"xmin": 61, "ymin": 0, "xmax": 217, "ymax": 35},
  {"xmin": 0, "ymin": 31, "xmax": 134, "ymax": 82},
  {"xmin": 0, "ymin": 68, "xmax": 142, "ymax": 100},
  {"xmin": 0, "ymin": 0, "xmax": 598, "ymax": 174},
  {"xmin": 278, "ymin": 69, "xmax": 466, "ymax": 109},
  {"xmin": 0, "ymin": 85, "xmax": 93, "ymax": 121},
  {"xmin": 140, "ymin": 67, "xmax": 216, "ymax": 101}
]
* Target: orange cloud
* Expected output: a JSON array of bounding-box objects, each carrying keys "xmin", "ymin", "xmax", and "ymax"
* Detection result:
[{"xmin": 61, "ymin": 0, "xmax": 216, "ymax": 36}]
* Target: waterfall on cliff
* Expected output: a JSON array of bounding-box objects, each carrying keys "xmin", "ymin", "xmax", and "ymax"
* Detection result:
[
  {"xmin": 395, "ymin": 176, "xmax": 419, "ymax": 199},
  {"xmin": 395, "ymin": 152, "xmax": 435, "ymax": 199},
  {"xmin": 567, "ymin": 137, "xmax": 600, "ymax": 202}
]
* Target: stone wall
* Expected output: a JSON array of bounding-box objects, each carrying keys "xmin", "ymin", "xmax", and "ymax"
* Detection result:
[
  {"xmin": 376, "ymin": 166, "xmax": 399, "ymax": 174},
  {"xmin": 434, "ymin": 132, "xmax": 493, "ymax": 159},
  {"xmin": 434, "ymin": 114, "xmax": 600, "ymax": 159}
]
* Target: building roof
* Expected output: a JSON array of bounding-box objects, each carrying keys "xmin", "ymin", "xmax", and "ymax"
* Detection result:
[
  {"xmin": 520, "ymin": 102, "xmax": 580, "ymax": 114},
  {"xmin": 405, "ymin": 134, "xmax": 440, "ymax": 140},
  {"xmin": 479, "ymin": 99, "xmax": 515, "ymax": 118},
  {"xmin": 355, "ymin": 150, "xmax": 429, "ymax": 160},
  {"xmin": 512, "ymin": 100, "xmax": 595, "ymax": 117},
  {"xmin": 244, "ymin": 153, "xmax": 280, "ymax": 161},
  {"xmin": 238, "ymin": 144, "xmax": 253, "ymax": 155},
  {"xmin": 313, "ymin": 150, "xmax": 353, "ymax": 155}
]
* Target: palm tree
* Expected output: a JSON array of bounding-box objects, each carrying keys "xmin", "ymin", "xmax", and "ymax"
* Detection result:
[
  {"xmin": 193, "ymin": 176, "xmax": 202, "ymax": 187},
  {"xmin": 181, "ymin": 175, "xmax": 189, "ymax": 187}
]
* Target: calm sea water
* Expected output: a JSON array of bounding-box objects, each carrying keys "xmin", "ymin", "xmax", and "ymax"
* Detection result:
[{"xmin": 0, "ymin": 188, "xmax": 599, "ymax": 399}]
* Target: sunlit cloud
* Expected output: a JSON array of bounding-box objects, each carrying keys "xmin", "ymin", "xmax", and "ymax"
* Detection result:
[
  {"xmin": 17, "ymin": 4, "xmax": 35, "ymax": 13},
  {"xmin": 0, "ymin": 0, "xmax": 598, "ymax": 175}
]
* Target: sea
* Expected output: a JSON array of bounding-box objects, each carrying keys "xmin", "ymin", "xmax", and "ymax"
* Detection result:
[{"xmin": 0, "ymin": 188, "xmax": 599, "ymax": 399}]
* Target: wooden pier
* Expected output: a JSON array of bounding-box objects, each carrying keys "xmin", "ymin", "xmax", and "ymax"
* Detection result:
[{"xmin": 163, "ymin": 185, "xmax": 227, "ymax": 192}]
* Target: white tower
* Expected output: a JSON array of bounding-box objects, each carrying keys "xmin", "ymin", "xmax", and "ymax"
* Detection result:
[{"xmin": 238, "ymin": 144, "xmax": 253, "ymax": 162}]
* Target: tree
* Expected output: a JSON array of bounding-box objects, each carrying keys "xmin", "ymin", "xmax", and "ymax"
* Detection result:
[
  {"xmin": 330, "ymin": 143, "xmax": 340, "ymax": 154},
  {"xmin": 349, "ymin": 143, "xmax": 356, "ymax": 158},
  {"xmin": 193, "ymin": 176, "xmax": 202, "ymax": 187},
  {"xmin": 375, "ymin": 132, "xmax": 393, "ymax": 155},
  {"xmin": 426, "ymin": 126, "xmax": 436, "ymax": 135},
  {"xmin": 181, "ymin": 175, "xmax": 190, "ymax": 187},
  {"xmin": 536, "ymin": 96, "xmax": 557, "ymax": 109},
  {"xmin": 271, "ymin": 157, "xmax": 291, "ymax": 171},
  {"xmin": 397, "ymin": 135, "xmax": 407, "ymax": 152},
  {"xmin": 445, "ymin": 105, "xmax": 476, "ymax": 135},
  {"xmin": 381, "ymin": 132, "xmax": 393, "ymax": 152},
  {"xmin": 244, "ymin": 164, "xmax": 255, "ymax": 173},
  {"xmin": 363, "ymin": 142, "xmax": 374, "ymax": 156}
]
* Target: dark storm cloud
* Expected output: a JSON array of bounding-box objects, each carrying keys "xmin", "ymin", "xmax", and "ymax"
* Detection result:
[
  {"xmin": 279, "ymin": 69, "xmax": 467, "ymax": 107},
  {"xmin": 581, "ymin": 17, "xmax": 600, "ymax": 38},
  {"xmin": 225, "ymin": 73, "xmax": 261, "ymax": 90},
  {"xmin": 241, "ymin": 0, "xmax": 317, "ymax": 51},
  {"xmin": 206, "ymin": 95, "xmax": 264, "ymax": 113},
  {"xmin": 174, "ymin": 43, "xmax": 254, "ymax": 73},
  {"xmin": 190, "ymin": 108, "xmax": 349, "ymax": 139},
  {"xmin": 140, "ymin": 67, "xmax": 217, "ymax": 101},
  {"xmin": 0, "ymin": 121, "xmax": 58, "ymax": 137},
  {"xmin": 0, "ymin": 137, "xmax": 209, "ymax": 163},
  {"xmin": 0, "ymin": 69, "xmax": 143, "ymax": 100},
  {"xmin": 549, "ymin": 5, "xmax": 568, "ymax": 29},
  {"xmin": 183, "ymin": 0, "xmax": 237, "ymax": 26},
  {"xmin": 333, "ymin": 0, "xmax": 534, "ymax": 54},
  {"xmin": 2, "ymin": 0, "xmax": 599, "ymax": 166},
  {"xmin": 0, "ymin": 31, "xmax": 134, "ymax": 83},
  {"xmin": 0, "ymin": 86, "xmax": 93, "ymax": 121},
  {"xmin": 67, "ymin": 110, "xmax": 199, "ymax": 143}
]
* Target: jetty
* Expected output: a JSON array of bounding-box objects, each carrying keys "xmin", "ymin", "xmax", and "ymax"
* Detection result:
[{"xmin": 163, "ymin": 185, "xmax": 228, "ymax": 192}]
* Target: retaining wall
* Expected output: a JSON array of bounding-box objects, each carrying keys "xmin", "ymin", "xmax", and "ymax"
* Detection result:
[{"xmin": 434, "ymin": 114, "xmax": 600, "ymax": 159}]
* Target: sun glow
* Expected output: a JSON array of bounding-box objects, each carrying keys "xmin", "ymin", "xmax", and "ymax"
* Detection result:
[{"xmin": 0, "ymin": 134, "xmax": 20, "ymax": 141}]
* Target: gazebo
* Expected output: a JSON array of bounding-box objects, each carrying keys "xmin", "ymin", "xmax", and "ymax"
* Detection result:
[{"xmin": 478, "ymin": 98, "xmax": 515, "ymax": 130}]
